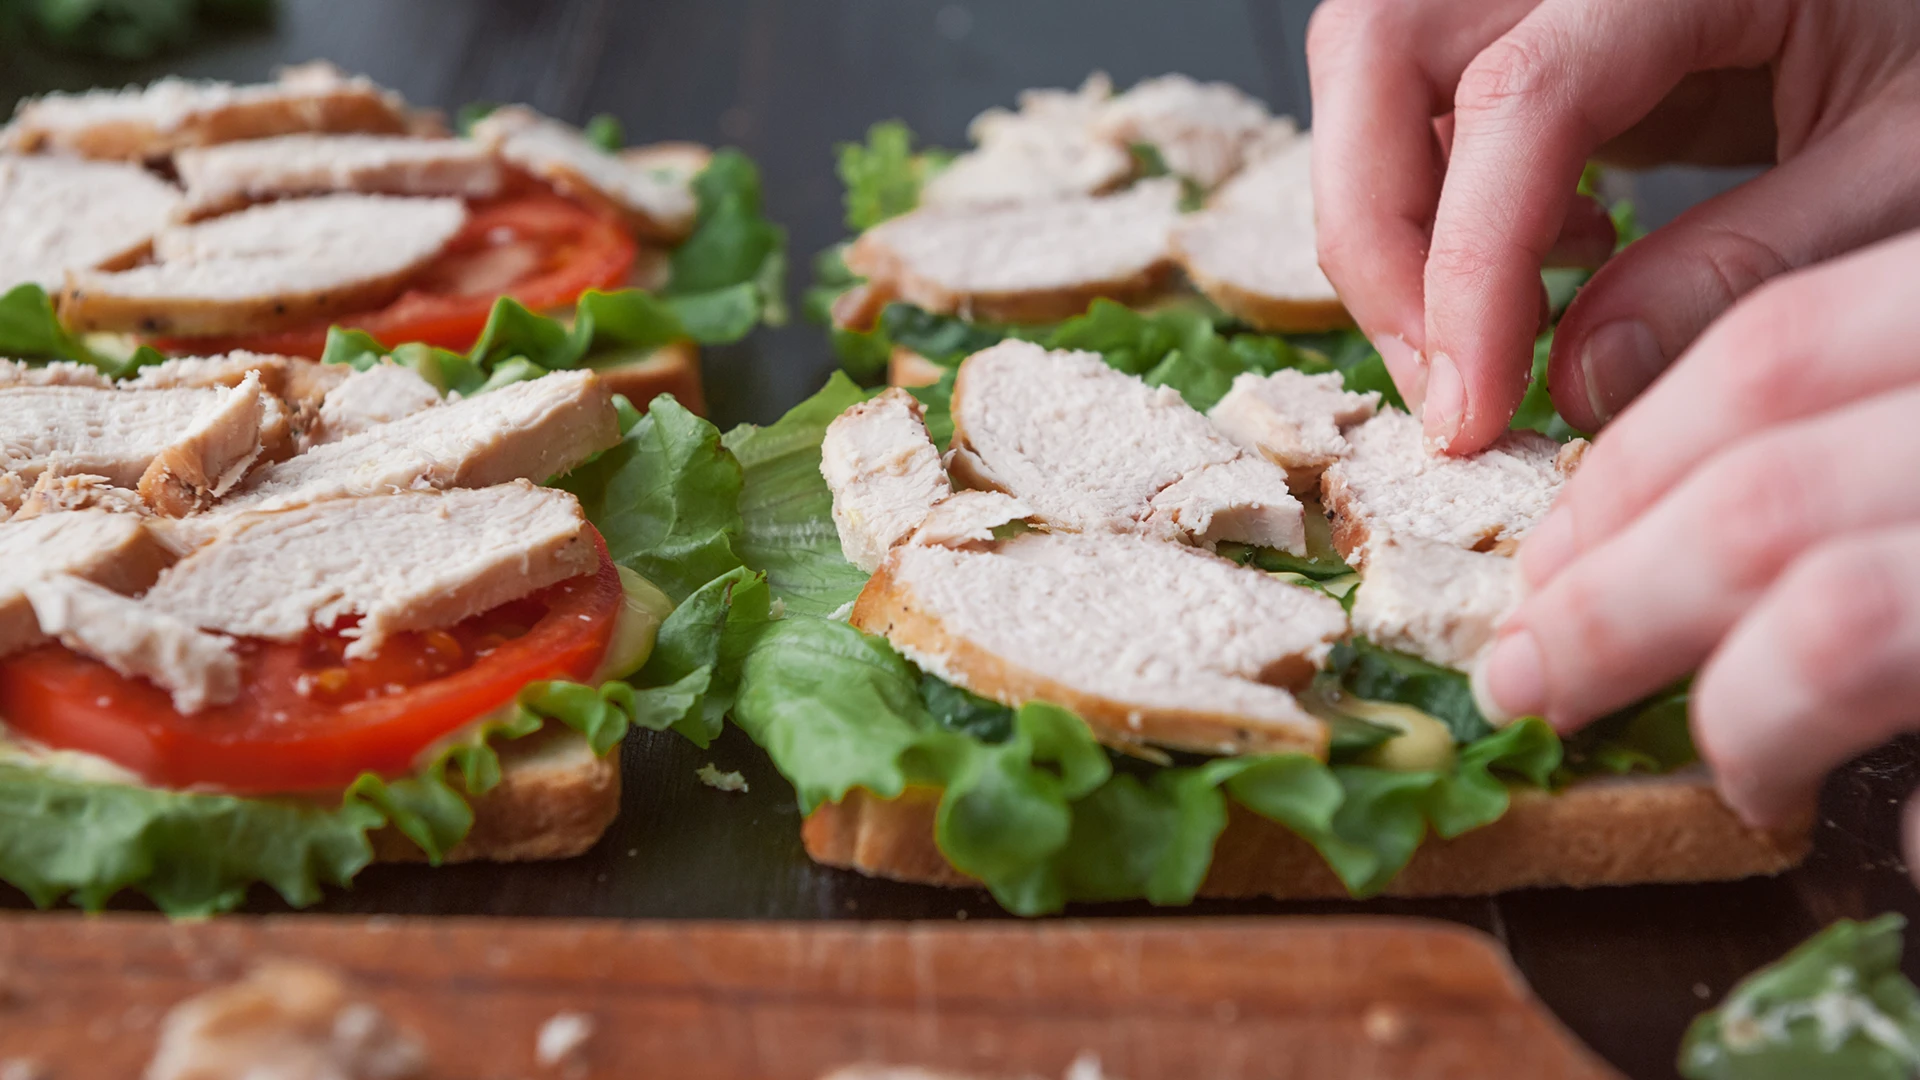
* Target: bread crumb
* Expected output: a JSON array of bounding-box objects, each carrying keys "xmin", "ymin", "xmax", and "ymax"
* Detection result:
[
  {"xmin": 696, "ymin": 764, "xmax": 749, "ymax": 793},
  {"xmin": 145, "ymin": 960, "xmax": 425, "ymax": 1080},
  {"xmin": 1063, "ymin": 1052, "xmax": 1110, "ymax": 1080},
  {"xmin": 535, "ymin": 1011, "xmax": 594, "ymax": 1070}
]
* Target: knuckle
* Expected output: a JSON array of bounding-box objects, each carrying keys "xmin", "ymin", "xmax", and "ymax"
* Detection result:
[
  {"xmin": 1774, "ymin": 541, "xmax": 1909, "ymax": 701},
  {"xmin": 1306, "ymin": 0, "xmax": 1388, "ymax": 60},
  {"xmin": 1691, "ymin": 440, "xmax": 1822, "ymax": 590},
  {"xmin": 1691, "ymin": 228, "xmax": 1798, "ymax": 314},
  {"xmin": 1454, "ymin": 32, "xmax": 1563, "ymax": 120}
]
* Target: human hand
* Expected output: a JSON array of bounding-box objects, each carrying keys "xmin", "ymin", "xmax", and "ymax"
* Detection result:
[
  {"xmin": 1307, "ymin": 0, "xmax": 1920, "ymax": 454},
  {"xmin": 1470, "ymin": 230, "xmax": 1920, "ymax": 834}
]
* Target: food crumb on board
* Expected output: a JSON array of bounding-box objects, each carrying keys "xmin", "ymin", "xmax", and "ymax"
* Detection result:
[
  {"xmin": 535, "ymin": 1011, "xmax": 595, "ymax": 1069},
  {"xmin": 696, "ymin": 764, "xmax": 749, "ymax": 792},
  {"xmin": 0, "ymin": 1059, "xmax": 49, "ymax": 1080}
]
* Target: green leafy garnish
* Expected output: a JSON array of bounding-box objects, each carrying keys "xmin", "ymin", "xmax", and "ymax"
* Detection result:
[
  {"xmin": 731, "ymin": 611, "xmax": 1566, "ymax": 913},
  {"xmin": 1682, "ymin": 915, "xmax": 1920, "ymax": 1080},
  {"xmin": 583, "ymin": 112, "xmax": 624, "ymax": 152},
  {"xmin": 836, "ymin": 121, "xmax": 950, "ymax": 231},
  {"xmin": 722, "ymin": 373, "xmax": 872, "ymax": 616},
  {"xmin": 0, "ymin": 284, "xmax": 166, "ymax": 379},
  {"xmin": 1331, "ymin": 639, "xmax": 1493, "ymax": 745}
]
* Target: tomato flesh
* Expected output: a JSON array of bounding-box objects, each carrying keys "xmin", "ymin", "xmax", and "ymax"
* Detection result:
[
  {"xmin": 153, "ymin": 194, "xmax": 639, "ymax": 359},
  {"xmin": 0, "ymin": 535, "xmax": 622, "ymax": 795}
]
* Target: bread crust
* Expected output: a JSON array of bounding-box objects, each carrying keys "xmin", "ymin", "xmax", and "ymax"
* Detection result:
[
  {"xmin": 803, "ymin": 774, "xmax": 1812, "ymax": 899},
  {"xmin": 887, "ymin": 347, "xmax": 947, "ymax": 389},
  {"xmin": 588, "ymin": 342, "xmax": 706, "ymax": 416},
  {"xmin": 1179, "ymin": 261, "xmax": 1353, "ymax": 334},
  {"xmin": 851, "ymin": 553, "xmax": 1327, "ymax": 758},
  {"xmin": 370, "ymin": 730, "xmax": 621, "ymax": 864}
]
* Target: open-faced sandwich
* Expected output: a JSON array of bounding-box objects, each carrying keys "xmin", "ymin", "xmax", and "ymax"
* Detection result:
[
  {"xmin": 813, "ymin": 72, "xmax": 1354, "ymax": 393},
  {"xmin": 0, "ymin": 298, "xmax": 750, "ymax": 912},
  {"xmin": 0, "ymin": 62, "xmax": 784, "ymax": 415},
  {"xmin": 669, "ymin": 74, "xmax": 1811, "ymax": 915}
]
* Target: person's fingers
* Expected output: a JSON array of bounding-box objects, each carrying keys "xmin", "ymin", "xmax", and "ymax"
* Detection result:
[
  {"xmin": 1692, "ymin": 525, "xmax": 1920, "ymax": 829},
  {"xmin": 1549, "ymin": 102, "xmax": 1920, "ymax": 433},
  {"xmin": 1475, "ymin": 383, "xmax": 1920, "ymax": 729},
  {"xmin": 1520, "ymin": 230, "xmax": 1920, "ymax": 588},
  {"xmin": 1542, "ymin": 194, "xmax": 1617, "ymax": 269},
  {"xmin": 1421, "ymin": 0, "xmax": 1789, "ymax": 454},
  {"xmin": 1904, "ymin": 793, "xmax": 1920, "ymax": 893},
  {"xmin": 1307, "ymin": 2, "xmax": 1449, "ymax": 410},
  {"xmin": 1307, "ymin": 0, "xmax": 1540, "ymax": 413},
  {"xmin": 1594, "ymin": 66, "xmax": 1777, "ymax": 169}
]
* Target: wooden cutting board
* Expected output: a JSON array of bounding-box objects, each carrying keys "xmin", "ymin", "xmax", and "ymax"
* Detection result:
[{"xmin": 0, "ymin": 914, "xmax": 1620, "ymax": 1080}]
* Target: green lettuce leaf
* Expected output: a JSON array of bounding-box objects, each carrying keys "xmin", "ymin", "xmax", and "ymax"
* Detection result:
[
  {"xmin": 0, "ymin": 762, "xmax": 380, "ymax": 916},
  {"xmin": 633, "ymin": 567, "xmax": 773, "ymax": 747},
  {"xmin": 1330, "ymin": 639, "xmax": 1494, "ymax": 744},
  {"xmin": 557, "ymin": 394, "xmax": 744, "ymax": 602},
  {"xmin": 667, "ymin": 149, "xmax": 788, "ymax": 329},
  {"xmin": 1559, "ymin": 684, "xmax": 1698, "ymax": 780},
  {"xmin": 0, "ymin": 283, "xmax": 166, "ymax": 378},
  {"xmin": 0, "ymin": 670, "xmax": 651, "ymax": 915},
  {"xmin": 730, "ymin": 613, "xmax": 1568, "ymax": 913},
  {"xmin": 583, "ymin": 113, "xmax": 624, "ymax": 152},
  {"xmin": 1681, "ymin": 915, "xmax": 1920, "ymax": 1080},
  {"xmin": 837, "ymin": 121, "xmax": 950, "ymax": 231},
  {"xmin": 722, "ymin": 373, "xmax": 874, "ymax": 616}
]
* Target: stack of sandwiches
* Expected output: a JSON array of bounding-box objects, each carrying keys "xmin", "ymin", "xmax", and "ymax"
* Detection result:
[{"xmin": 0, "ymin": 63, "xmax": 785, "ymax": 415}]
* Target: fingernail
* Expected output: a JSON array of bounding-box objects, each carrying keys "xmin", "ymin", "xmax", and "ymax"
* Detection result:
[
  {"xmin": 1423, "ymin": 352, "xmax": 1463, "ymax": 451},
  {"xmin": 1579, "ymin": 319, "xmax": 1665, "ymax": 425},
  {"xmin": 1472, "ymin": 630, "xmax": 1546, "ymax": 727},
  {"xmin": 1375, "ymin": 334, "xmax": 1426, "ymax": 413},
  {"xmin": 1520, "ymin": 510, "xmax": 1576, "ymax": 587}
]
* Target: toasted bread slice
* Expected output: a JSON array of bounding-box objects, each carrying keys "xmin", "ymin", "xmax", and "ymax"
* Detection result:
[
  {"xmin": 2, "ymin": 62, "xmax": 409, "ymax": 161},
  {"xmin": 370, "ymin": 727, "xmax": 620, "ymax": 863},
  {"xmin": 803, "ymin": 772, "xmax": 1812, "ymax": 900},
  {"xmin": 586, "ymin": 341, "xmax": 706, "ymax": 415},
  {"xmin": 887, "ymin": 347, "xmax": 946, "ymax": 390}
]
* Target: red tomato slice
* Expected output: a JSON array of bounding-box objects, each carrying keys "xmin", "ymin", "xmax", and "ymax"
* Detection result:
[
  {"xmin": 155, "ymin": 194, "xmax": 639, "ymax": 359},
  {"xmin": 0, "ymin": 532, "xmax": 623, "ymax": 795}
]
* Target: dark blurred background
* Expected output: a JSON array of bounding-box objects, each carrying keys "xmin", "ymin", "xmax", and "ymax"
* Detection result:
[{"xmin": 4, "ymin": 6, "xmax": 1860, "ymax": 1079}]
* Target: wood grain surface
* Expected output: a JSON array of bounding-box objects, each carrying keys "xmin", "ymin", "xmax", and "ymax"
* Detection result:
[
  {"xmin": 0, "ymin": 914, "xmax": 1621, "ymax": 1080},
  {"xmin": 0, "ymin": 6, "xmax": 1903, "ymax": 1080}
]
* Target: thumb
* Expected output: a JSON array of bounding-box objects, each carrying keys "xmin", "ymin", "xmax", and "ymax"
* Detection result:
[{"xmin": 1551, "ymin": 106, "xmax": 1920, "ymax": 432}]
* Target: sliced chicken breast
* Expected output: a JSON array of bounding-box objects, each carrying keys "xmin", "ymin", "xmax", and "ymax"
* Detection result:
[
  {"xmin": 0, "ymin": 383, "xmax": 228, "ymax": 489},
  {"xmin": 922, "ymin": 73, "xmax": 1131, "ymax": 208},
  {"xmin": 173, "ymin": 134, "xmax": 502, "ymax": 218},
  {"xmin": 842, "ymin": 179, "xmax": 1182, "ymax": 325},
  {"xmin": 1349, "ymin": 539, "xmax": 1525, "ymax": 670},
  {"xmin": 1208, "ymin": 368, "xmax": 1380, "ymax": 490},
  {"xmin": 312, "ymin": 361, "xmax": 441, "ymax": 444},
  {"xmin": 948, "ymin": 341, "xmax": 1304, "ymax": 553},
  {"xmin": 1093, "ymin": 74, "xmax": 1290, "ymax": 190},
  {"xmin": 820, "ymin": 388, "xmax": 952, "ymax": 573},
  {"xmin": 2, "ymin": 62, "xmax": 409, "ymax": 161},
  {"xmin": 1321, "ymin": 409, "xmax": 1587, "ymax": 567},
  {"xmin": 853, "ymin": 530, "xmax": 1345, "ymax": 756},
  {"xmin": 222, "ymin": 369, "xmax": 617, "ymax": 513},
  {"xmin": 0, "ymin": 154, "xmax": 183, "ymax": 291},
  {"xmin": 25, "ymin": 574, "xmax": 239, "ymax": 714},
  {"xmin": 473, "ymin": 106, "xmax": 698, "ymax": 243},
  {"xmin": 61, "ymin": 193, "xmax": 468, "ymax": 337},
  {"xmin": 144, "ymin": 482, "xmax": 598, "ymax": 659},
  {"xmin": 1171, "ymin": 135, "xmax": 1350, "ymax": 333},
  {"xmin": 0, "ymin": 509, "xmax": 176, "ymax": 655}
]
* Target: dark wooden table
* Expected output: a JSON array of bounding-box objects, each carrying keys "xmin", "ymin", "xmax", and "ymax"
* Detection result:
[{"xmin": 1, "ymin": 4, "xmax": 1906, "ymax": 1078}]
